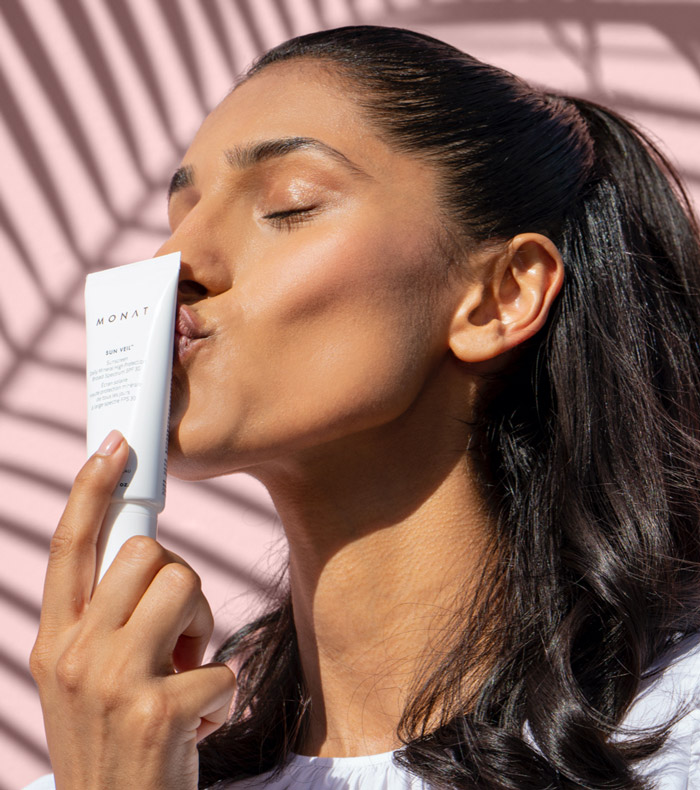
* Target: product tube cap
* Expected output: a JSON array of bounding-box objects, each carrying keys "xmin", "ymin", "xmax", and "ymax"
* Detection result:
[{"xmin": 95, "ymin": 502, "xmax": 158, "ymax": 586}]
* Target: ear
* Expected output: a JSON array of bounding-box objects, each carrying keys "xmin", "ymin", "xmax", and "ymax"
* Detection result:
[{"xmin": 449, "ymin": 233, "xmax": 564, "ymax": 364}]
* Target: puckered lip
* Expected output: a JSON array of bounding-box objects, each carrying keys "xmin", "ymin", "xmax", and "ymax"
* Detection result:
[
  {"xmin": 175, "ymin": 303, "xmax": 210, "ymax": 340},
  {"xmin": 174, "ymin": 304, "xmax": 211, "ymax": 363}
]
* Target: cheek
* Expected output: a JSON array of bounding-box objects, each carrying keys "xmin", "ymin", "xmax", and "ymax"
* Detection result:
[
  {"xmin": 169, "ymin": 220, "xmax": 447, "ymax": 475},
  {"xmin": 249, "ymin": 219, "xmax": 439, "ymax": 336},
  {"xmin": 243, "ymin": 228, "xmax": 443, "ymax": 424}
]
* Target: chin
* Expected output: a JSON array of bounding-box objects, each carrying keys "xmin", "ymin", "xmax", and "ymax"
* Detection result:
[
  {"xmin": 167, "ymin": 455, "xmax": 208, "ymax": 482},
  {"xmin": 167, "ymin": 431, "xmax": 222, "ymax": 482},
  {"xmin": 167, "ymin": 428, "xmax": 255, "ymax": 482},
  {"xmin": 167, "ymin": 462, "xmax": 212, "ymax": 482}
]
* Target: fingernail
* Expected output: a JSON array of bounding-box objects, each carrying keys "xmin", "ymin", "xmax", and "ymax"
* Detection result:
[{"xmin": 96, "ymin": 429, "xmax": 124, "ymax": 456}]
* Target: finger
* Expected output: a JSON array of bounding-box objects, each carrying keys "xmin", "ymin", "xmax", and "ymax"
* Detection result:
[
  {"xmin": 40, "ymin": 431, "xmax": 128, "ymax": 631},
  {"xmin": 173, "ymin": 632, "xmax": 211, "ymax": 675},
  {"xmin": 160, "ymin": 662, "xmax": 236, "ymax": 741},
  {"xmin": 85, "ymin": 537, "xmax": 192, "ymax": 633},
  {"xmin": 123, "ymin": 561, "xmax": 214, "ymax": 674}
]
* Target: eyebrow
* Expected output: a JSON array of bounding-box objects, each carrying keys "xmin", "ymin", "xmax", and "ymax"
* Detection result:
[
  {"xmin": 167, "ymin": 164, "xmax": 194, "ymax": 202},
  {"xmin": 167, "ymin": 136, "xmax": 369, "ymax": 202}
]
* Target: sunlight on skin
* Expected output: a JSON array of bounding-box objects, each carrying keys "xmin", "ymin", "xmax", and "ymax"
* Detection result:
[{"xmin": 159, "ymin": 61, "xmax": 563, "ymax": 756}]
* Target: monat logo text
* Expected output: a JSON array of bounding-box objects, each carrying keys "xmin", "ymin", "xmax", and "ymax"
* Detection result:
[{"xmin": 95, "ymin": 306, "xmax": 150, "ymax": 326}]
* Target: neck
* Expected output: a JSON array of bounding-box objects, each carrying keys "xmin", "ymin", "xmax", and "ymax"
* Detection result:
[{"xmin": 252, "ymin": 389, "xmax": 493, "ymax": 757}]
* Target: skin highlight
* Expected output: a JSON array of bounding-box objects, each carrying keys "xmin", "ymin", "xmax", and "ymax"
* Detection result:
[{"xmin": 160, "ymin": 61, "xmax": 563, "ymax": 757}]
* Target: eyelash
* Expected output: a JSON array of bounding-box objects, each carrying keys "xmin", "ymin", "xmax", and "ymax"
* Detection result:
[{"xmin": 263, "ymin": 207, "xmax": 318, "ymax": 229}]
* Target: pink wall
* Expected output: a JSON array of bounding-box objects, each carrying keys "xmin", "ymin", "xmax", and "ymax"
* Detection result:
[{"xmin": 2, "ymin": 2, "xmax": 699, "ymax": 787}]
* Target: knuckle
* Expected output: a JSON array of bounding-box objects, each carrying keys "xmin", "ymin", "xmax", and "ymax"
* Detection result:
[
  {"xmin": 55, "ymin": 646, "xmax": 87, "ymax": 693},
  {"xmin": 213, "ymin": 663, "xmax": 237, "ymax": 695},
  {"xmin": 120, "ymin": 535, "xmax": 164, "ymax": 564},
  {"xmin": 196, "ymin": 602, "xmax": 215, "ymax": 642},
  {"xmin": 48, "ymin": 524, "xmax": 77, "ymax": 562},
  {"xmin": 74, "ymin": 456, "xmax": 113, "ymax": 493},
  {"xmin": 162, "ymin": 562, "xmax": 201, "ymax": 595},
  {"xmin": 131, "ymin": 689, "xmax": 172, "ymax": 726},
  {"xmin": 125, "ymin": 691, "xmax": 180, "ymax": 749},
  {"xmin": 29, "ymin": 641, "xmax": 51, "ymax": 683}
]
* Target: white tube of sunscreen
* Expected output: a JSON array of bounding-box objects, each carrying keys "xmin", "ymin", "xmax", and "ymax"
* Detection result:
[{"xmin": 85, "ymin": 252, "xmax": 181, "ymax": 583}]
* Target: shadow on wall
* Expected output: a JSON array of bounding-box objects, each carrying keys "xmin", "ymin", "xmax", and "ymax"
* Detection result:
[{"xmin": 0, "ymin": 0, "xmax": 698, "ymax": 787}]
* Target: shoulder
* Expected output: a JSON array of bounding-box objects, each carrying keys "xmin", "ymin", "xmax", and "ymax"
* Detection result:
[
  {"xmin": 21, "ymin": 775, "xmax": 55, "ymax": 790},
  {"xmin": 223, "ymin": 751, "xmax": 429, "ymax": 789},
  {"xmin": 24, "ymin": 637, "xmax": 700, "ymax": 790},
  {"xmin": 625, "ymin": 631, "xmax": 700, "ymax": 726},
  {"xmin": 622, "ymin": 632, "xmax": 700, "ymax": 788}
]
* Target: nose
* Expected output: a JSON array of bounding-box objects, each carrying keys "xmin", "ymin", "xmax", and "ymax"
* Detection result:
[{"xmin": 155, "ymin": 209, "xmax": 233, "ymax": 303}]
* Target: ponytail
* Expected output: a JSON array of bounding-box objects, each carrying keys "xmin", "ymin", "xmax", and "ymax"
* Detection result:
[{"xmin": 422, "ymin": 97, "xmax": 700, "ymax": 788}]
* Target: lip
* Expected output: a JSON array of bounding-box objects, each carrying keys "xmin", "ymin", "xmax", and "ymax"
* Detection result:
[{"xmin": 174, "ymin": 304, "xmax": 211, "ymax": 363}]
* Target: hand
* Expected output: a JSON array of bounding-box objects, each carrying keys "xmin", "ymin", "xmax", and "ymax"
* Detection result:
[{"xmin": 30, "ymin": 431, "xmax": 237, "ymax": 790}]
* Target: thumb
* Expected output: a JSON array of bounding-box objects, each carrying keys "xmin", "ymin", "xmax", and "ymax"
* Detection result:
[{"xmin": 165, "ymin": 662, "xmax": 237, "ymax": 741}]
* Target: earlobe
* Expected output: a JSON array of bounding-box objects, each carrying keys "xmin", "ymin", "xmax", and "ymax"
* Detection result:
[{"xmin": 448, "ymin": 233, "xmax": 564, "ymax": 364}]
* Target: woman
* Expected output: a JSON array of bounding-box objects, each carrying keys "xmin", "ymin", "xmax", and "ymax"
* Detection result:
[{"xmin": 26, "ymin": 26, "xmax": 700, "ymax": 790}]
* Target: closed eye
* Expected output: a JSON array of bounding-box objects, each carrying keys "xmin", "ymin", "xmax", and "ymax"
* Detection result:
[{"xmin": 263, "ymin": 206, "xmax": 319, "ymax": 229}]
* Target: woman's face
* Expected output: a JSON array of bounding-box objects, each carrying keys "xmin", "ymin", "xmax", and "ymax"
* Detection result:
[{"xmin": 162, "ymin": 61, "xmax": 462, "ymax": 481}]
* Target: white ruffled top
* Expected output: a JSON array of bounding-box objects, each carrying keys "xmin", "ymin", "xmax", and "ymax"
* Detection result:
[
  {"xmin": 227, "ymin": 750, "xmax": 427, "ymax": 789},
  {"xmin": 24, "ymin": 634, "xmax": 700, "ymax": 790}
]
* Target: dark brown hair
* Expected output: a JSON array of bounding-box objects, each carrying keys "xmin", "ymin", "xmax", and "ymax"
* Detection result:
[{"xmin": 198, "ymin": 26, "xmax": 700, "ymax": 789}]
